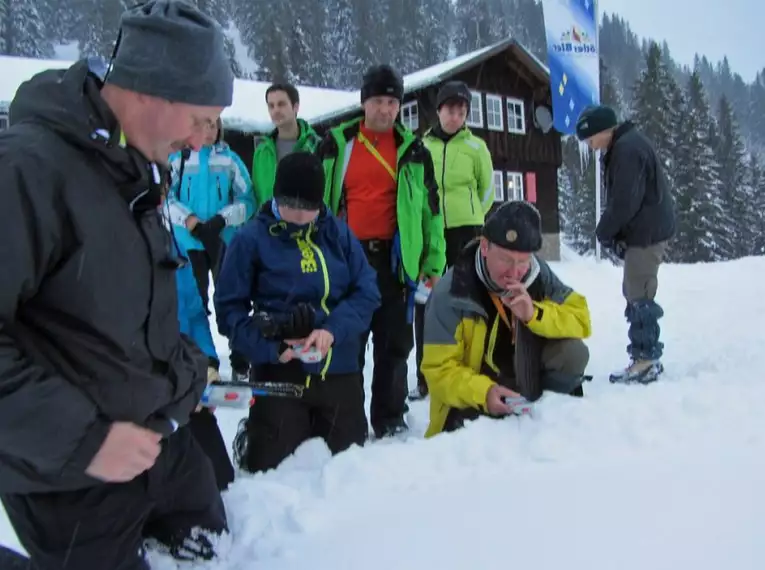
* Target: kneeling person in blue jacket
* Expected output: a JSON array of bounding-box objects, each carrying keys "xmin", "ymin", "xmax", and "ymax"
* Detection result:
[{"xmin": 214, "ymin": 152, "xmax": 381, "ymax": 473}]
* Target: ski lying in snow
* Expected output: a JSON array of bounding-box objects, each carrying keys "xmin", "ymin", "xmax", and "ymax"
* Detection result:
[
  {"xmin": 0, "ymin": 545, "xmax": 29, "ymax": 568},
  {"xmin": 200, "ymin": 380, "xmax": 304, "ymax": 409}
]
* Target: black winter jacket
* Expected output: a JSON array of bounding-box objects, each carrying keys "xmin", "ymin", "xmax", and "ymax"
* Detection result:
[
  {"xmin": 597, "ymin": 122, "xmax": 676, "ymax": 248},
  {"xmin": 0, "ymin": 60, "xmax": 208, "ymax": 494}
]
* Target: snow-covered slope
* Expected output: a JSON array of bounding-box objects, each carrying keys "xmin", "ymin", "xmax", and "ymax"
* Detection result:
[{"xmin": 3, "ymin": 253, "xmax": 765, "ymax": 569}]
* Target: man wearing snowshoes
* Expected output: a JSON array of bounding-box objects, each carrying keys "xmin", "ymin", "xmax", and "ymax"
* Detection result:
[
  {"xmin": 576, "ymin": 105, "xmax": 675, "ymax": 384},
  {"xmin": 421, "ymin": 201, "xmax": 592, "ymax": 437},
  {"xmin": 251, "ymin": 82, "xmax": 322, "ymax": 204},
  {"xmin": 410, "ymin": 80, "xmax": 495, "ymax": 402},
  {"xmin": 317, "ymin": 63, "xmax": 446, "ymax": 439},
  {"xmin": 215, "ymin": 152, "xmax": 380, "ymax": 473},
  {"xmin": 0, "ymin": 1, "xmax": 233, "ymax": 568}
]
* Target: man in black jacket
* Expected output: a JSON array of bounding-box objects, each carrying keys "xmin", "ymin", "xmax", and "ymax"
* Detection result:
[
  {"xmin": 0, "ymin": 1, "xmax": 234, "ymax": 568},
  {"xmin": 576, "ymin": 105, "xmax": 676, "ymax": 384}
]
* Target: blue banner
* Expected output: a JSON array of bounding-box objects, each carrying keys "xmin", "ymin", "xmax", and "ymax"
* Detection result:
[{"xmin": 541, "ymin": 0, "xmax": 600, "ymax": 135}]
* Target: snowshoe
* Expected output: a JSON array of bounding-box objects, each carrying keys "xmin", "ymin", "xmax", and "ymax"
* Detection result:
[{"xmin": 609, "ymin": 360, "xmax": 664, "ymax": 384}]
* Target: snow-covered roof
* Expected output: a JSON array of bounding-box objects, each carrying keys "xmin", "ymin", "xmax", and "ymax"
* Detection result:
[
  {"xmin": 311, "ymin": 37, "xmax": 551, "ymax": 125},
  {"xmin": 0, "ymin": 55, "xmax": 356, "ymax": 133},
  {"xmin": 0, "ymin": 38, "xmax": 549, "ymax": 133}
]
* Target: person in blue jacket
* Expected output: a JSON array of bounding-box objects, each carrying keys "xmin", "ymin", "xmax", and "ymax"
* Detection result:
[
  {"xmin": 214, "ymin": 152, "xmax": 381, "ymax": 473},
  {"xmin": 164, "ymin": 202, "xmax": 236, "ymax": 492},
  {"xmin": 166, "ymin": 118, "xmax": 255, "ymax": 380}
]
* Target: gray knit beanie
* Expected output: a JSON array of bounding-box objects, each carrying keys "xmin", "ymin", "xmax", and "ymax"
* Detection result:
[{"xmin": 106, "ymin": 0, "xmax": 234, "ymax": 107}]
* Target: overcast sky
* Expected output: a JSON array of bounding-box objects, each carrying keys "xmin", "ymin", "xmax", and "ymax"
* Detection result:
[{"xmin": 598, "ymin": 0, "xmax": 762, "ymax": 82}]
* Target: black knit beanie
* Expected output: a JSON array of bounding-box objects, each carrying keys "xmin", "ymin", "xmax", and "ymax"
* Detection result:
[
  {"xmin": 106, "ymin": 0, "xmax": 234, "ymax": 107},
  {"xmin": 361, "ymin": 64, "xmax": 404, "ymax": 103},
  {"xmin": 273, "ymin": 152, "xmax": 325, "ymax": 211},
  {"xmin": 436, "ymin": 80, "xmax": 472, "ymax": 109},
  {"xmin": 482, "ymin": 201, "xmax": 542, "ymax": 252},
  {"xmin": 575, "ymin": 105, "xmax": 618, "ymax": 140}
]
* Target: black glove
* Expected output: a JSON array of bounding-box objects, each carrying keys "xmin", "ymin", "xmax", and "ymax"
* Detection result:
[
  {"xmin": 614, "ymin": 241, "xmax": 627, "ymax": 260},
  {"xmin": 253, "ymin": 302, "xmax": 316, "ymax": 340},
  {"xmin": 191, "ymin": 215, "xmax": 226, "ymax": 258}
]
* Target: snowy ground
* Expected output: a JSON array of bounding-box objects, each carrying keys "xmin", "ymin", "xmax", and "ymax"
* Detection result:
[{"xmin": 3, "ymin": 251, "xmax": 765, "ymax": 569}]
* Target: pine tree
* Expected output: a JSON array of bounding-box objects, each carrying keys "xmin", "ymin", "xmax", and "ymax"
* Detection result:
[
  {"xmin": 68, "ymin": 0, "xmax": 124, "ymax": 60},
  {"xmin": 323, "ymin": 0, "xmax": 356, "ymax": 88},
  {"xmin": 748, "ymin": 154, "xmax": 765, "ymax": 255},
  {"xmin": 234, "ymin": 0, "xmax": 291, "ymax": 82},
  {"xmin": 715, "ymin": 94, "xmax": 750, "ymax": 258},
  {"xmin": 453, "ymin": 0, "xmax": 493, "ymax": 53},
  {"xmin": 671, "ymin": 71, "xmax": 727, "ymax": 263},
  {"xmin": 630, "ymin": 41, "xmax": 679, "ymax": 173},
  {"xmin": 0, "ymin": 0, "xmax": 54, "ymax": 57}
]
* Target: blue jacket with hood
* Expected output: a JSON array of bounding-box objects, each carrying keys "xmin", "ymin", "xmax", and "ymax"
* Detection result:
[
  {"xmin": 166, "ymin": 141, "xmax": 255, "ymax": 252},
  {"xmin": 214, "ymin": 201, "xmax": 381, "ymax": 377}
]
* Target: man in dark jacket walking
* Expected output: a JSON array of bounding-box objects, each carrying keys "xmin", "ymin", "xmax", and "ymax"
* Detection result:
[
  {"xmin": 0, "ymin": 1, "xmax": 233, "ymax": 568},
  {"xmin": 576, "ymin": 105, "xmax": 676, "ymax": 384}
]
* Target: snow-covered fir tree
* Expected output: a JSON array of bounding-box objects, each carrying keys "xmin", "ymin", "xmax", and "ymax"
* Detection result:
[
  {"xmin": 747, "ymin": 154, "xmax": 765, "ymax": 255},
  {"xmin": 631, "ymin": 41, "xmax": 679, "ymax": 174},
  {"xmin": 670, "ymin": 71, "xmax": 727, "ymax": 263},
  {"xmin": 715, "ymin": 94, "xmax": 750, "ymax": 258},
  {"xmin": 0, "ymin": 0, "xmax": 53, "ymax": 58}
]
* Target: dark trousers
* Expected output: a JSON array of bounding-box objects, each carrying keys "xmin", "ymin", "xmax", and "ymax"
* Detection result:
[
  {"xmin": 1, "ymin": 426, "xmax": 227, "ymax": 570},
  {"xmin": 187, "ymin": 247, "xmax": 249, "ymax": 375},
  {"xmin": 360, "ymin": 240, "xmax": 415, "ymax": 437},
  {"xmin": 188, "ymin": 409, "xmax": 235, "ymax": 491},
  {"xmin": 414, "ymin": 225, "xmax": 482, "ymax": 394},
  {"xmin": 242, "ymin": 368, "xmax": 367, "ymax": 473},
  {"xmin": 622, "ymin": 242, "xmax": 667, "ymax": 361}
]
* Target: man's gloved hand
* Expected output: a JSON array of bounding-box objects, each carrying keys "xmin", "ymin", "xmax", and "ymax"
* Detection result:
[
  {"xmin": 191, "ymin": 215, "xmax": 226, "ymax": 257},
  {"xmin": 613, "ymin": 241, "xmax": 627, "ymax": 260}
]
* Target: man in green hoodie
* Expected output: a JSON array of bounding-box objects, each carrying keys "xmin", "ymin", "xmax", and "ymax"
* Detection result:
[
  {"xmin": 410, "ymin": 80, "xmax": 495, "ymax": 401},
  {"xmin": 251, "ymin": 83, "xmax": 322, "ymax": 204}
]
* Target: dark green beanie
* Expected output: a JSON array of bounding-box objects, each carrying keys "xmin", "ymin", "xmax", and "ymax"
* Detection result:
[{"xmin": 575, "ymin": 105, "xmax": 618, "ymax": 140}]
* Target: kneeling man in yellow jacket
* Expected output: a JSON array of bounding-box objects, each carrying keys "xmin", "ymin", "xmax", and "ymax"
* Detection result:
[{"xmin": 421, "ymin": 201, "xmax": 591, "ymax": 437}]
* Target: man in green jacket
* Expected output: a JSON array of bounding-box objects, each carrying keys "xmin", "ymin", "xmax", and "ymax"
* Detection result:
[
  {"xmin": 251, "ymin": 83, "xmax": 321, "ymax": 204},
  {"xmin": 411, "ymin": 80, "xmax": 495, "ymax": 401},
  {"xmin": 316, "ymin": 64, "xmax": 446, "ymax": 439}
]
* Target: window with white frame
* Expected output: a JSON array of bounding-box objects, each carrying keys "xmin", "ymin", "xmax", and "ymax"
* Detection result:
[
  {"xmin": 506, "ymin": 98, "xmax": 526, "ymax": 134},
  {"xmin": 485, "ymin": 94, "xmax": 503, "ymax": 131},
  {"xmin": 466, "ymin": 91, "xmax": 483, "ymax": 128},
  {"xmin": 493, "ymin": 171, "xmax": 504, "ymax": 202},
  {"xmin": 506, "ymin": 171, "xmax": 524, "ymax": 201},
  {"xmin": 400, "ymin": 101, "xmax": 419, "ymax": 131},
  {"xmin": 0, "ymin": 113, "xmax": 8, "ymax": 131}
]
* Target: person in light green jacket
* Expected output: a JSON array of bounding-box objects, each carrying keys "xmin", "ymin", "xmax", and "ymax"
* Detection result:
[
  {"xmin": 251, "ymin": 83, "xmax": 322, "ymax": 205},
  {"xmin": 411, "ymin": 80, "xmax": 496, "ymax": 401}
]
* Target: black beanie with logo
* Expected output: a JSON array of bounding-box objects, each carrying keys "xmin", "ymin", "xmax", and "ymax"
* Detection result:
[
  {"xmin": 273, "ymin": 152, "xmax": 325, "ymax": 211},
  {"xmin": 361, "ymin": 64, "xmax": 404, "ymax": 103},
  {"xmin": 482, "ymin": 201, "xmax": 543, "ymax": 252}
]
